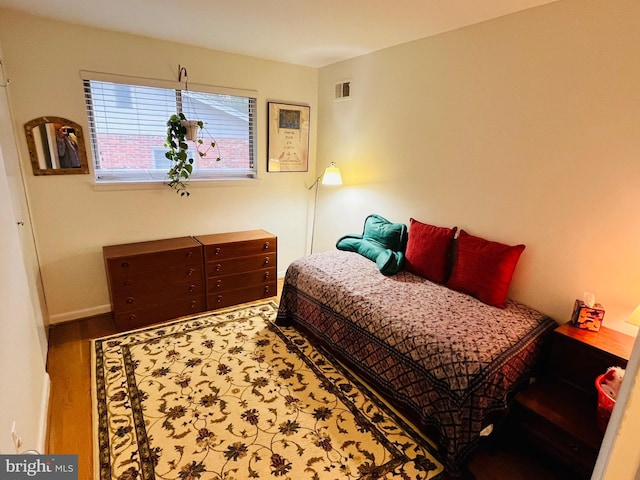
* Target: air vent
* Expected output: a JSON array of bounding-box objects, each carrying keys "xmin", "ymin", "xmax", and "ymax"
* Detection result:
[{"xmin": 334, "ymin": 81, "xmax": 351, "ymax": 101}]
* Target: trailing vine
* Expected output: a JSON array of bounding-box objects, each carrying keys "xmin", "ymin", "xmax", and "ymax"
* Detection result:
[{"xmin": 164, "ymin": 113, "xmax": 219, "ymax": 197}]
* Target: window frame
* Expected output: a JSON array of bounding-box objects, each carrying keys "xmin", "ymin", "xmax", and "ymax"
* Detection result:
[{"xmin": 81, "ymin": 71, "xmax": 258, "ymax": 186}]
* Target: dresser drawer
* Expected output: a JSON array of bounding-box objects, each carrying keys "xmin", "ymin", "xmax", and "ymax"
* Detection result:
[
  {"xmin": 196, "ymin": 231, "xmax": 276, "ymax": 259},
  {"xmin": 207, "ymin": 282, "xmax": 277, "ymax": 310},
  {"xmin": 206, "ymin": 268, "xmax": 276, "ymax": 294},
  {"xmin": 107, "ymin": 246, "xmax": 202, "ymax": 277},
  {"xmin": 203, "ymin": 237, "xmax": 276, "ymax": 261},
  {"xmin": 112, "ymin": 281, "xmax": 205, "ymax": 311},
  {"xmin": 206, "ymin": 253, "xmax": 276, "ymax": 277},
  {"xmin": 109, "ymin": 264, "xmax": 204, "ymax": 297},
  {"xmin": 114, "ymin": 295, "xmax": 206, "ymax": 330}
]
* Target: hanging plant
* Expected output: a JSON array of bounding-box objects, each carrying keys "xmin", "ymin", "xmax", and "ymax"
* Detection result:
[{"xmin": 164, "ymin": 113, "xmax": 220, "ymax": 197}]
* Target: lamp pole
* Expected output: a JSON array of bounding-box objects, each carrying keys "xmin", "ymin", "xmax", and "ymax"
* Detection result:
[
  {"xmin": 308, "ymin": 162, "xmax": 342, "ymax": 255},
  {"xmin": 309, "ymin": 174, "xmax": 323, "ymax": 254}
]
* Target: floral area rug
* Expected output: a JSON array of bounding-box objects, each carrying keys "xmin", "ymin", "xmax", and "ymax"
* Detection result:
[{"xmin": 92, "ymin": 300, "xmax": 444, "ymax": 480}]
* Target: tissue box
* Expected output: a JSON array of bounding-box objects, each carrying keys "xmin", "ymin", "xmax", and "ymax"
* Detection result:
[{"xmin": 570, "ymin": 299, "xmax": 605, "ymax": 331}]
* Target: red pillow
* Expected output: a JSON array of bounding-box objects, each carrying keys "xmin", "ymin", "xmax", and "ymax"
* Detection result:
[
  {"xmin": 447, "ymin": 230, "xmax": 525, "ymax": 308},
  {"xmin": 404, "ymin": 218, "xmax": 457, "ymax": 284}
]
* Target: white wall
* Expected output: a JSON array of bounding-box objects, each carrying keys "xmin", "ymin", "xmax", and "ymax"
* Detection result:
[
  {"xmin": 593, "ymin": 333, "xmax": 640, "ymax": 479},
  {"xmin": 315, "ymin": 2, "xmax": 640, "ymax": 477},
  {"xmin": 1, "ymin": 0, "xmax": 639, "ymax": 475},
  {"xmin": 0, "ymin": 9, "xmax": 319, "ymax": 323},
  {"xmin": 316, "ymin": 0, "xmax": 640, "ymax": 335},
  {"xmin": 0, "ymin": 73, "xmax": 49, "ymax": 453}
]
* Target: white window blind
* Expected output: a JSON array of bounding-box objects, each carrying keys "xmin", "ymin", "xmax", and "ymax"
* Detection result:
[{"xmin": 83, "ymin": 76, "xmax": 257, "ymax": 183}]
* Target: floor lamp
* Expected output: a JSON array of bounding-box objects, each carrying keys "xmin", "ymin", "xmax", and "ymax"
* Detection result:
[{"xmin": 309, "ymin": 162, "xmax": 342, "ymax": 254}]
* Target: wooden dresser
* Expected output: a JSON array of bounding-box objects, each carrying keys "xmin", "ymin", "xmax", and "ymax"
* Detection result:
[
  {"xmin": 103, "ymin": 237, "xmax": 205, "ymax": 330},
  {"xmin": 511, "ymin": 323, "xmax": 634, "ymax": 478},
  {"xmin": 194, "ymin": 230, "xmax": 277, "ymax": 310}
]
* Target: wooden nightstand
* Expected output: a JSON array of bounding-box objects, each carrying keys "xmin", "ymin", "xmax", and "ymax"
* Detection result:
[{"xmin": 511, "ymin": 323, "xmax": 634, "ymax": 478}]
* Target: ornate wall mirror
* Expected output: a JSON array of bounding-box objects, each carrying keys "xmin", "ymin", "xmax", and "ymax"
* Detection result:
[{"xmin": 24, "ymin": 116, "xmax": 90, "ymax": 175}]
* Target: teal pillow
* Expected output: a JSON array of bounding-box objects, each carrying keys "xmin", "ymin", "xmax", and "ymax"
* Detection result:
[{"xmin": 336, "ymin": 214, "xmax": 408, "ymax": 275}]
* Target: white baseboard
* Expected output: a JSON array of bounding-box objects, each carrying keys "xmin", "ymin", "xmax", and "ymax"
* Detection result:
[
  {"xmin": 48, "ymin": 304, "xmax": 111, "ymax": 325},
  {"xmin": 38, "ymin": 373, "xmax": 50, "ymax": 454}
]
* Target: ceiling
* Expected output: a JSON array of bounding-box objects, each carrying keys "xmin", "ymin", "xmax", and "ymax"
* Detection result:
[{"xmin": 0, "ymin": 0, "xmax": 558, "ymax": 67}]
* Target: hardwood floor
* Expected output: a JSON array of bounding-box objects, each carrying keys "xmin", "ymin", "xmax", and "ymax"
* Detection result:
[
  {"xmin": 46, "ymin": 280, "xmax": 581, "ymax": 480},
  {"xmin": 46, "ymin": 310, "xmax": 117, "ymax": 480}
]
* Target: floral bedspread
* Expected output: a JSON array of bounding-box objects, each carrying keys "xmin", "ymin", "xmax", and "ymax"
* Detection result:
[{"xmin": 276, "ymin": 250, "xmax": 556, "ymax": 472}]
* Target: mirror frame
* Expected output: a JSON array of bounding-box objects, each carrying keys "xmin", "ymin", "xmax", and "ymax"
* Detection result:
[{"xmin": 24, "ymin": 116, "xmax": 90, "ymax": 175}]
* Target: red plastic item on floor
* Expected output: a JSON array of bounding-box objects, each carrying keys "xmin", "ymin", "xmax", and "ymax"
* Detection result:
[{"xmin": 595, "ymin": 374, "xmax": 616, "ymax": 432}]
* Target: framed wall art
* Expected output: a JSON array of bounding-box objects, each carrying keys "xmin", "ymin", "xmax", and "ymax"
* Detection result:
[{"xmin": 267, "ymin": 102, "xmax": 310, "ymax": 172}]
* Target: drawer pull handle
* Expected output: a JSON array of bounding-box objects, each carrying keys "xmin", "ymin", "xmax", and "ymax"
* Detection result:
[
  {"xmin": 264, "ymin": 285, "xmax": 270, "ymax": 294},
  {"xmin": 126, "ymin": 297, "xmax": 134, "ymax": 304},
  {"xmin": 190, "ymin": 300, "xmax": 197, "ymax": 308},
  {"xmin": 215, "ymin": 247, "xmax": 221, "ymax": 255},
  {"xmin": 263, "ymin": 241, "xmax": 270, "ymax": 250},
  {"xmin": 121, "ymin": 261, "xmax": 130, "ymax": 268},
  {"xmin": 187, "ymin": 268, "xmax": 194, "ymax": 276},
  {"xmin": 123, "ymin": 280, "xmax": 132, "ymax": 286},
  {"xmin": 215, "ymin": 264, "xmax": 222, "ymax": 272},
  {"xmin": 263, "ymin": 257, "xmax": 270, "ymax": 265},
  {"xmin": 216, "ymin": 295, "xmax": 223, "ymax": 303},
  {"xmin": 186, "ymin": 251, "xmax": 193, "ymax": 258},
  {"xmin": 188, "ymin": 284, "xmax": 196, "ymax": 292},
  {"xmin": 216, "ymin": 280, "xmax": 223, "ymax": 288},
  {"xmin": 264, "ymin": 271, "xmax": 270, "ymax": 279},
  {"xmin": 128, "ymin": 315, "xmax": 136, "ymax": 321}
]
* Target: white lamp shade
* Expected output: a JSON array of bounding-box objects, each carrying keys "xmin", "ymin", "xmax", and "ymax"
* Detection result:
[
  {"xmin": 627, "ymin": 305, "xmax": 640, "ymax": 327},
  {"xmin": 321, "ymin": 162, "xmax": 342, "ymax": 186}
]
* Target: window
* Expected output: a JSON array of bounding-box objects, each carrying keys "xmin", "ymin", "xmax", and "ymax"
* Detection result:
[
  {"xmin": 113, "ymin": 84, "xmax": 133, "ymax": 109},
  {"xmin": 83, "ymin": 76, "xmax": 257, "ymax": 183}
]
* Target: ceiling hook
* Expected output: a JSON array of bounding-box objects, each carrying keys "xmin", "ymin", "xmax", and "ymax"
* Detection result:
[{"xmin": 178, "ymin": 65, "xmax": 188, "ymax": 89}]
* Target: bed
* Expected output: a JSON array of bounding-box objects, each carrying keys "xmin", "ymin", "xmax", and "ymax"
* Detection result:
[{"xmin": 276, "ymin": 250, "xmax": 556, "ymax": 476}]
